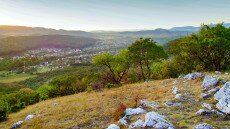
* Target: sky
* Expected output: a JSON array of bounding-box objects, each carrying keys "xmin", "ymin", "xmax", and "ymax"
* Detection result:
[{"xmin": 0, "ymin": 0, "xmax": 230, "ymax": 31}]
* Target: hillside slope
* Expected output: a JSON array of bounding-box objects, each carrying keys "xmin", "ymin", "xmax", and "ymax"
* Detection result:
[
  {"xmin": 0, "ymin": 35, "xmax": 98, "ymax": 55},
  {"xmin": 0, "ymin": 73, "xmax": 229, "ymax": 129}
]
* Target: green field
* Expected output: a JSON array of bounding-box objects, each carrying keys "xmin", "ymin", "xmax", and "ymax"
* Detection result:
[{"xmin": 0, "ymin": 71, "xmax": 36, "ymax": 83}]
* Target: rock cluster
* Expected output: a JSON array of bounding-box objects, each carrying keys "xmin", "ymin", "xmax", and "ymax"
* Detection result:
[{"xmin": 10, "ymin": 114, "xmax": 34, "ymax": 129}]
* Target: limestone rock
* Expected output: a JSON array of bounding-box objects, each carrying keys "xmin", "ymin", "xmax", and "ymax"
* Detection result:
[
  {"xmin": 143, "ymin": 112, "xmax": 174, "ymax": 128},
  {"xmin": 183, "ymin": 72, "xmax": 204, "ymax": 80},
  {"xmin": 202, "ymin": 75, "xmax": 218, "ymax": 89},
  {"xmin": 194, "ymin": 123, "xmax": 214, "ymax": 129},
  {"xmin": 107, "ymin": 124, "xmax": 120, "ymax": 129},
  {"xmin": 125, "ymin": 108, "xmax": 145, "ymax": 116},
  {"xmin": 25, "ymin": 114, "xmax": 34, "ymax": 121},
  {"xmin": 128, "ymin": 119, "xmax": 144, "ymax": 129},
  {"xmin": 172, "ymin": 87, "xmax": 179, "ymax": 94},
  {"xmin": 202, "ymin": 103, "xmax": 213, "ymax": 110},
  {"xmin": 140, "ymin": 100, "xmax": 159, "ymax": 109},
  {"xmin": 10, "ymin": 121, "xmax": 23, "ymax": 129},
  {"xmin": 196, "ymin": 109, "xmax": 213, "ymax": 115},
  {"xmin": 118, "ymin": 116, "xmax": 128, "ymax": 125},
  {"xmin": 214, "ymin": 82, "xmax": 230, "ymax": 101},
  {"xmin": 164, "ymin": 100, "xmax": 181, "ymax": 107}
]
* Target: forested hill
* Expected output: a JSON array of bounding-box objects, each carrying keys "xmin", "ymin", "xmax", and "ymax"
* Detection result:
[
  {"xmin": 0, "ymin": 35, "xmax": 99, "ymax": 56},
  {"xmin": 0, "ymin": 25, "xmax": 92, "ymax": 37}
]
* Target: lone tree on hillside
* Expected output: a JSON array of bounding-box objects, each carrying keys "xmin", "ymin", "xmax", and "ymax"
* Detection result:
[
  {"xmin": 128, "ymin": 38, "xmax": 168, "ymax": 81},
  {"xmin": 93, "ymin": 49, "xmax": 130, "ymax": 84}
]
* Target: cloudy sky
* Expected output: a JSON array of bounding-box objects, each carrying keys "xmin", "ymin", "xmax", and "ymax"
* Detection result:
[{"xmin": 0, "ymin": 0, "xmax": 229, "ymax": 31}]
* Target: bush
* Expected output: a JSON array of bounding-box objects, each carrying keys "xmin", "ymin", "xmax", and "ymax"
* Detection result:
[
  {"xmin": 0, "ymin": 100, "xmax": 7, "ymax": 122},
  {"xmin": 37, "ymin": 85, "xmax": 54, "ymax": 100},
  {"xmin": 151, "ymin": 59, "xmax": 180, "ymax": 79}
]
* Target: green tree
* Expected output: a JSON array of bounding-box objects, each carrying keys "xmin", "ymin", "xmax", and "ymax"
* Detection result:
[
  {"xmin": 128, "ymin": 38, "xmax": 168, "ymax": 81},
  {"xmin": 93, "ymin": 49, "xmax": 130, "ymax": 84},
  {"xmin": 169, "ymin": 23, "xmax": 230, "ymax": 71}
]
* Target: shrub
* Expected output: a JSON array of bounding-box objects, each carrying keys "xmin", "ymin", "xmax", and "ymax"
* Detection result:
[{"xmin": 37, "ymin": 85, "xmax": 54, "ymax": 100}]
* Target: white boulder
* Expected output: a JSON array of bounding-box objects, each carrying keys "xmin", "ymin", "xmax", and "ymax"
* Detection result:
[
  {"xmin": 25, "ymin": 114, "xmax": 34, "ymax": 121},
  {"xmin": 10, "ymin": 121, "xmax": 24, "ymax": 129},
  {"xmin": 107, "ymin": 124, "xmax": 120, "ymax": 129},
  {"xmin": 125, "ymin": 107, "xmax": 145, "ymax": 116},
  {"xmin": 202, "ymin": 75, "xmax": 218, "ymax": 89},
  {"xmin": 143, "ymin": 112, "xmax": 174, "ymax": 128},
  {"xmin": 164, "ymin": 100, "xmax": 181, "ymax": 107},
  {"xmin": 183, "ymin": 72, "xmax": 204, "ymax": 80},
  {"xmin": 175, "ymin": 94, "xmax": 182, "ymax": 99},
  {"xmin": 193, "ymin": 123, "xmax": 214, "ymax": 129},
  {"xmin": 214, "ymin": 82, "xmax": 230, "ymax": 101},
  {"xmin": 202, "ymin": 103, "xmax": 213, "ymax": 110}
]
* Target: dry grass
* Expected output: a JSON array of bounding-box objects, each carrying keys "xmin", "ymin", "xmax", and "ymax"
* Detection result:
[{"xmin": 0, "ymin": 74, "xmax": 229, "ymax": 129}]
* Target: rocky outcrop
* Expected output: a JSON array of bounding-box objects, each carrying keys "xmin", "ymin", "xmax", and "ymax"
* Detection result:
[
  {"xmin": 194, "ymin": 123, "xmax": 214, "ymax": 129},
  {"xmin": 143, "ymin": 112, "xmax": 174, "ymax": 129},
  {"xmin": 107, "ymin": 124, "xmax": 120, "ymax": 129},
  {"xmin": 202, "ymin": 75, "xmax": 219, "ymax": 89},
  {"xmin": 10, "ymin": 121, "xmax": 23, "ymax": 129},
  {"xmin": 118, "ymin": 116, "xmax": 128, "ymax": 125},
  {"xmin": 183, "ymin": 72, "xmax": 204, "ymax": 80},
  {"xmin": 214, "ymin": 82, "xmax": 230, "ymax": 114},
  {"xmin": 201, "ymin": 86, "xmax": 220, "ymax": 99}
]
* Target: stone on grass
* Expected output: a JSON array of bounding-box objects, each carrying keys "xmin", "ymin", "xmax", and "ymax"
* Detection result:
[
  {"xmin": 196, "ymin": 109, "xmax": 213, "ymax": 115},
  {"xmin": 10, "ymin": 121, "xmax": 23, "ymax": 129},
  {"xmin": 202, "ymin": 103, "xmax": 213, "ymax": 110},
  {"xmin": 143, "ymin": 112, "xmax": 174, "ymax": 128},
  {"xmin": 183, "ymin": 72, "xmax": 204, "ymax": 80},
  {"xmin": 175, "ymin": 94, "xmax": 182, "ymax": 99},
  {"xmin": 25, "ymin": 114, "xmax": 34, "ymax": 121},
  {"xmin": 125, "ymin": 108, "xmax": 145, "ymax": 116},
  {"xmin": 215, "ymin": 71, "xmax": 222, "ymax": 74},
  {"xmin": 202, "ymin": 75, "xmax": 218, "ymax": 89},
  {"xmin": 107, "ymin": 124, "xmax": 120, "ymax": 129},
  {"xmin": 164, "ymin": 100, "xmax": 181, "ymax": 107},
  {"xmin": 201, "ymin": 87, "xmax": 220, "ymax": 99},
  {"xmin": 140, "ymin": 100, "xmax": 159, "ymax": 109},
  {"xmin": 194, "ymin": 123, "xmax": 214, "ymax": 129},
  {"xmin": 172, "ymin": 87, "xmax": 179, "ymax": 94},
  {"xmin": 128, "ymin": 119, "xmax": 144, "ymax": 129}
]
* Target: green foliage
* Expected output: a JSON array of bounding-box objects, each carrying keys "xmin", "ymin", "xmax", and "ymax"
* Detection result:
[
  {"xmin": 37, "ymin": 85, "xmax": 54, "ymax": 100},
  {"xmin": 0, "ymin": 88, "xmax": 39, "ymax": 120},
  {"xmin": 168, "ymin": 23, "xmax": 230, "ymax": 71},
  {"xmin": 93, "ymin": 49, "xmax": 130, "ymax": 84},
  {"xmin": 0, "ymin": 83, "xmax": 25, "ymax": 94},
  {"xmin": 151, "ymin": 59, "xmax": 179, "ymax": 79},
  {"xmin": 128, "ymin": 38, "xmax": 168, "ymax": 80}
]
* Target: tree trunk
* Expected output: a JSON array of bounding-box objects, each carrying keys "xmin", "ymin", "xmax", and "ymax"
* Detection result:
[{"xmin": 139, "ymin": 62, "xmax": 146, "ymax": 81}]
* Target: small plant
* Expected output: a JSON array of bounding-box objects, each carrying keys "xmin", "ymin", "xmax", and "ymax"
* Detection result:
[{"xmin": 113, "ymin": 103, "xmax": 126, "ymax": 121}]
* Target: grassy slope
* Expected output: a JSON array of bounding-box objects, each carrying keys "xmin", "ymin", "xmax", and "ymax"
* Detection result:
[{"xmin": 0, "ymin": 74, "xmax": 229, "ymax": 129}]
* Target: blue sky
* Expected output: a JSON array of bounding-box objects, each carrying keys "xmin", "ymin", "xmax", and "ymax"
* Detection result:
[{"xmin": 0, "ymin": 0, "xmax": 229, "ymax": 31}]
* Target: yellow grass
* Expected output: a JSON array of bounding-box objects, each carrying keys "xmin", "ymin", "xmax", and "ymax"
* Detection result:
[{"xmin": 0, "ymin": 75, "xmax": 229, "ymax": 129}]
